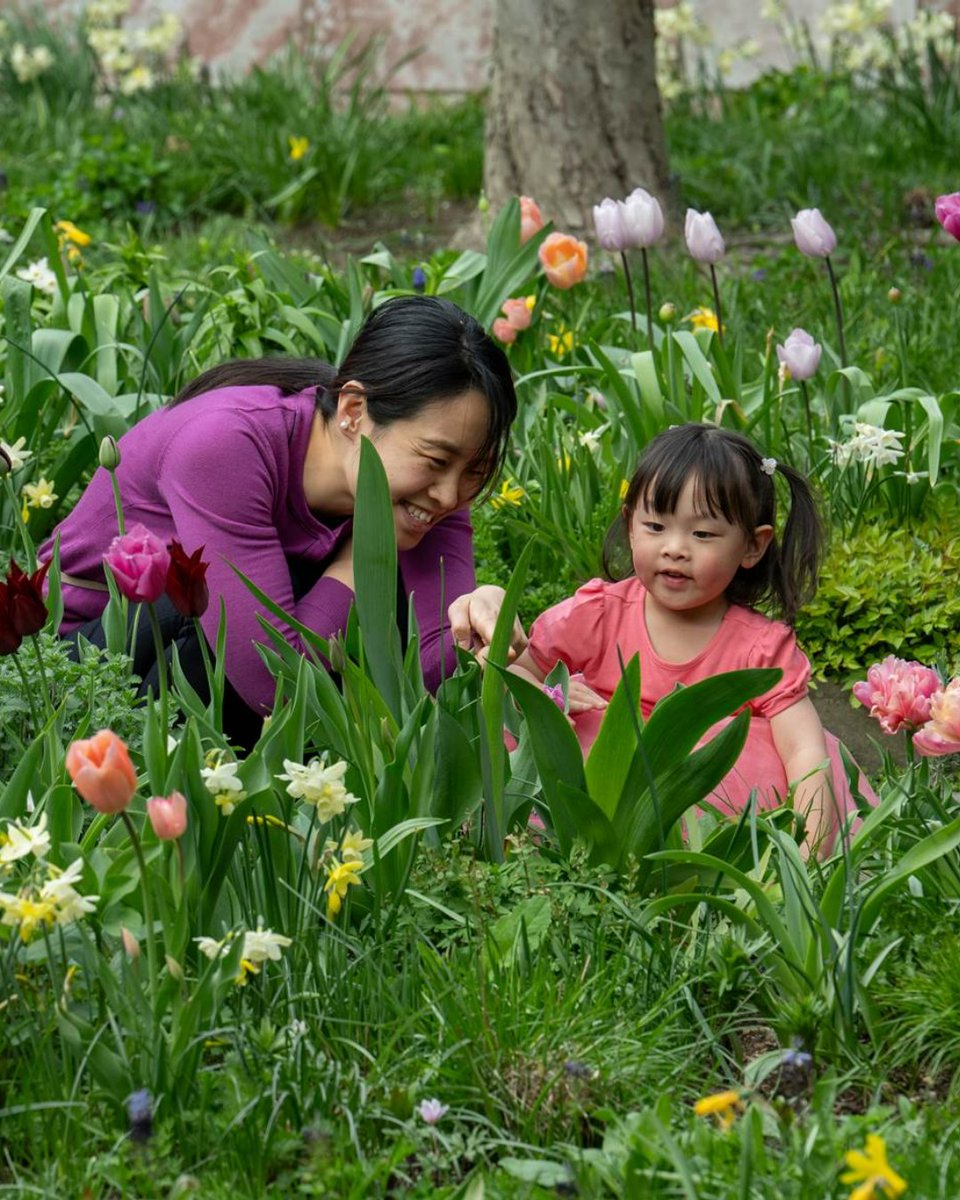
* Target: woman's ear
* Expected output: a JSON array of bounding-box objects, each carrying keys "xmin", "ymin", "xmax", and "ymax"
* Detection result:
[
  {"xmin": 336, "ymin": 381, "xmax": 367, "ymax": 433},
  {"xmin": 742, "ymin": 524, "xmax": 774, "ymax": 568}
]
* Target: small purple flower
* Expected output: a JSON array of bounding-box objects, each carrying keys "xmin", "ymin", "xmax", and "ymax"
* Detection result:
[
  {"xmin": 542, "ymin": 682, "xmax": 565, "ymax": 710},
  {"xmin": 126, "ymin": 1088, "xmax": 153, "ymax": 1142},
  {"xmin": 909, "ymin": 250, "xmax": 934, "ymax": 272},
  {"xmin": 411, "ymin": 266, "xmax": 427, "ymax": 294},
  {"xmin": 135, "ymin": 199, "xmax": 156, "ymax": 216},
  {"xmin": 418, "ymin": 1098, "xmax": 449, "ymax": 1124},
  {"xmin": 751, "ymin": 268, "xmax": 767, "ymax": 282},
  {"xmin": 781, "ymin": 1047, "xmax": 812, "ymax": 1069}
]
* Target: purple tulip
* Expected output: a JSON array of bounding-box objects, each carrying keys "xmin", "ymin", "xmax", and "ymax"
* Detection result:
[
  {"xmin": 791, "ymin": 208, "xmax": 837, "ymax": 258},
  {"xmin": 935, "ymin": 192, "xmax": 960, "ymax": 242},
  {"xmin": 593, "ymin": 197, "xmax": 628, "ymax": 252},
  {"xmin": 104, "ymin": 523, "xmax": 171, "ymax": 603},
  {"xmin": 776, "ymin": 328, "xmax": 822, "ymax": 381},
  {"xmin": 621, "ymin": 187, "xmax": 665, "ymax": 249},
  {"xmin": 684, "ymin": 209, "xmax": 725, "ymax": 264}
]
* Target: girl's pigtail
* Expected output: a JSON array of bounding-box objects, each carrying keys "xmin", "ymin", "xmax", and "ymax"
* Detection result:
[{"xmin": 772, "ymin": 463, "xmax": 824, "ymax": 623}]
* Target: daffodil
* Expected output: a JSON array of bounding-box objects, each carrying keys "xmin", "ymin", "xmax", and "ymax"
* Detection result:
[
  {"xmin": 324, "ymin": 857, "xmax": 363, "ymax": 918},
  {"xmin": 1, "ymin": 438, "xmax": 34, "ymax": 472},
  {"xmin": 21, "ymin": 478, "xmax": 57, "ymax": 511},
  {"xmin": 491, "ymin": 479, "xmax": 525, "ymax": 509},
  {"xmin": 524, "ymin": 294, "xmax": 537, "ymax": 311},
  {"xmin": 242, "ymin": 924, "xmax": 292, "ymax": 964},
  {"xmin": 289, "ymin": 135, "xmax": 310, "ymax": 161},
  {"xmin": 619, "ymin": 479, "xmax": 630, "ymax": 501},
  {"xmin": 0, "ymin": 892, "xmax": 58, "ymax": 942},
  {"xmin": 201, "ymin": 755, "xmax": 246, "ymax": 816},
  {"xmin": 276, "ymin": 757, "xmax": 359, "ymax": 822},
  {"xmin": 324, "ymin": 827, "xmax": 374, "ymax": 863},
  {"xmin": 55, "ymin": 220, "xmax": 92, "ymax": 248},
  {"xmin": 840, "ymin": 1134, "xmax": 907, "ymax": 1200},
  {"xmin": 0, "ymin": 813, "xmax": 50, "ymax": 865},
  {"xmin": 693, "ymin": 1089, "xmax": 744, "ymax": 1131},
  {"xmin": 687, "ymin": 306, "xmax": 719, "ymax": 332},
  {"xmin": 547, "ymin": 329, "xmax": 574, "ymax": 356}
]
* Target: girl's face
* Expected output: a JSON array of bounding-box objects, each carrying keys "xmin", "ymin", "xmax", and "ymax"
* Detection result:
[
  {"xmin": 627, "ymin": 476, "xmax": 771, "ymax": 620},
  {"xmin": 361, "ymin": 389, "xmax": 492, "ymax": 551}
]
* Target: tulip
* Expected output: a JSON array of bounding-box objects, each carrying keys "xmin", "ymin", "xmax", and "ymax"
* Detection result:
[
  {"xmin": 592, "ymin": 197, "xmax": 628, "ymax": 252},
  {"xmin": 538, "ymin": 232, "xmax": 588, "ymax": 289},
  {"xmin": 852, "ymin": 656, "xmax": 941, "ymax": 735},
  {"xmin": 518, "ymin": 195, "xmax": 544, "ymax": 244},
  {"xmin": 621, "ymin": 187, "xmax": 664, "ymax": 249},
  {"xmin": 66, "ymin": 729, "xmax": 138, "ymax": 814},
  {"xmin": 165, "ymin": 540, "xmax": 209, "ymax": 618},
  {"xmin": 913, "ymin": 679, "xmax": 960, "ymax": 757},
  {"xmin": 790, "ymin": 208, "xmax": 837, "ymax": 258},
  {"xmin": 934, "ymin": 192, "xmax": 960, "ymax": 242},
  {"xmin": 684, "ymin": 209, "xmax": 725, "ymax": 264},
  {"xmin": 147, "ymin": 791, "xmax": 188, "ymax": 840},
  {"xmin": 121, "ymin": 926, "xmax": 140, "ymax": 958},
  {"xmin": 2, "ymin": 557, "xmax": 49, "ymax": 642},
  {"xmin": 98, "ymin": 435, "xmax": 121, "ymax": 471},
  {"xmin": 0, "ymin": 581, "xmax": 21, "ymax": 655},
  {"xmin": 500, "ymin": 297, "xmax": 532, "ymax": 332},
  {"xmin": 776, "ymin": 328, "xmax": 822, "ymax": 381},
  {"xmin": 104, "ymin": 523, "xmax": 170, "ymax": 603},
  {"xmin": 491, "ymin": 317, "xmax": 517, "ymax": 345}
]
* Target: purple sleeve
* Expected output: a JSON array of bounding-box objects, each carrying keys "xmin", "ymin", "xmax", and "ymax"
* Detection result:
[
  {"xmin": 159, "ymin": 412, "xmax": 351, "ymax": 714},
  {"xmin": 401, "ymin": 507, "xmax": 475, "ymax": 691}
]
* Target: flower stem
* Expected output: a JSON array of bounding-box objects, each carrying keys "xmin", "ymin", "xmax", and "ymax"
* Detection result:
[
  {"xmin": 12, "ymin": 650, "xmax": 41, "ymax": 734},
  {"xmin": 146, "ymin": 602, "xmax": 170, "ymax": 748},
  {"xmin": 121, "ymin": 810, "xmax": 158, "ymax": 1017},
  {"xmin": 825, "ymin": 255, "xmax": 847, "ymax": 367},
  {"xmin": 108, "ymin": 468, "xmax": 125, "ymax": 537},
  {"xmin": 800, "ymin": 379, "xmax": 813, "ymax": 454},
  {"xmin": 709, "ymin": 264, "xmax": 724, "ymax": 346},
  {"xmin": 3, "ymin": 477, "xmax": 36, "ymax": 571},
  {"xmin": 619, "ymin": 250, "xmax": 638, "ymax": 335}
]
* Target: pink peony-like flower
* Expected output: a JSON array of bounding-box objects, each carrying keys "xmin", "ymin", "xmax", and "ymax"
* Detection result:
[
  {"xmin": 935, "ymin": 192, "xmax": 960, "ymax": 242},
  {"xmin": 776, "ymin": 328, "xmax": 822, "ymax": 381},
  {"xmin": 500, "ymin": 297, "xmax": 532, "ymax": 332},
  {"xmin": 791, "ymin": 207, "xmax": 837, "ymax": 258},
  {"xmin": 519, "ymin": 195, "xmax": 544, "ymax": 244},
  {"xmin": 492, "ymin": 317, "xmax": 517, "ymax": 344},
  {"xmin": 538, "ymin": 232, "xmax": 588, "ymax": 289},
  {"xmin": 147, "ymin": 791, "xmax": 188, "ymax": 840},
  {"xmin": 851, "ymin": 655, "xmax": 941, "ymax": 734},
  {"xmin": 913, "ymin": 678, "xmax": 960, "ymax": 757},
  {"xmin": 104, "ymin": 523, "xmax": 171, "ymax": 603}
]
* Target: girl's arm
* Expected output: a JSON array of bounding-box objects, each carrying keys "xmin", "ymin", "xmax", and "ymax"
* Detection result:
[{"xmin": 770, "ymin": 698, "xmax": 835, "ymax": 858}]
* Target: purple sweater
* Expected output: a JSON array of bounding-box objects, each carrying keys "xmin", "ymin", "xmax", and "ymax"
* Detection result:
[{"xmin": 41, "ymin": 386, "xmax": 475, "ymax": 711}]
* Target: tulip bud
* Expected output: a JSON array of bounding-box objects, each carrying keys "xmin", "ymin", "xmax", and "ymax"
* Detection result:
[
  {"xmin": 147, "ymin": 791, "xmax": 188, "ymax": 840},
  {"xmin": 518, "ymin": 195, "xmax": 543, "ymax": 243},
  {"xmin": 492, "ymin": 317, "xmax": 517, "ymax": 345},
  {"xmin": 659, "ymin": 302, "xmax": 678, "ymax": 324},
  {"xmin": 592, "ymin": 197, "xmax": 628, "ymax": 252},
  {"xmin": 684, "ymin": 209, "xmax": 725, "ymax": 264},
  {"xmin": 776, "ymin": 328, "xmax": 822, "ymax": 381},
  {"xmin": 621, "ymin": 187, "xmax": 665, "ymax": 249},
  {"xmin": 121, "ymin": 926, "xmax": 140, "ymax": 958},
  {"xmin": 165, "ymin": 954, "xmax": 185, "ymax": 980},
  {"xmin": 98, "ymin": 435, "xmax": 121, "ymax": 471},
  {"xmin": 790, "ymin": 208, "xmax": 837, "ymax": 258},
  {"xmin": 887, "ymin": 287, "xmax": 902, "ymax": 305},
  {"xmin": 477, "ymin": 191, "xmax": 490, "ymax": 214}
]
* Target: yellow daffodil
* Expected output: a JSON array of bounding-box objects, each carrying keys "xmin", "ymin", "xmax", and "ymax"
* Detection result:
[
  {"xmin": 840, "ymin": 1134, "xmax": 907, "ymax": 1200},
  {"xmin": 324, "ymin": 828, "xmax": 374, "ymax": 862},
  {"xmin": 324, "ymin": 857, "xmax": 363, "ymax": 918},
  {"xmin": 687, "ymin": 306, "xmax": 719, "ymax": 332},
  {"xmin": 693, "ymin": 1089, "xmax": 744, "ymax": 1131},
  {"xmin": 547, "ymin": 329, "xmax": 574, "ymax": 356},
  {"xmin": 524, "ymin": 294, "xmax": 537, "ymax": 311},
  {"xmin": 21, "ymin": 478, "xmax": 57, "ymax": 511},
  {"xmin": 54, "ymin": 220, "xmax": 92, "ymax": 248},
  {"xmin": 289, "ymin": 135, "xmax": 310, "ymax": 162},
  {"xmin": 619, "ymin": 479, "xmax": 630, "ymax": 501},
  {"xmin": 0, "ymin": 894, "xmax": 57, "ymax": 942},
  {"xmin": 490, "ymin": 479, "xmax": 525, "ymax": 509},
  {"xmin": 235, "ymin": 958, "xmax": 260, "ymax": 986}
]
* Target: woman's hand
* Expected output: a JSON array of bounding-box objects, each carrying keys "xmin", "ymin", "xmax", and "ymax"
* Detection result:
[{"xmin": 448, "ymin": 584, "xmax": 527, "ymax": 663}]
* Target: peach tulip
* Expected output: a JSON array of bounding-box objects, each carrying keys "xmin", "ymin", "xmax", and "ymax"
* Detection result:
[
  {"xmin": 147, "ymin": 791, "xmax": 188, "ymax": 840},
  {"xmin": 492, "ymin": 317, "xmax": 517, "ymax": 344},
  {"xmin": 538, "ymin": 232, "xmax": 588, "ymax": 289},
  {"xmin": 66, "ymin": 729, "xmax": 138, "ymax": 814},
  {"xmin": 500, "ymin": 297, "xmax": 532, "ymax": 332},
  {"xmin": 519, "ymin": 195, "xmax": 544, "ymax": 244},
  {"xmin": 914, "ymin": 679, "xmax": 960, "ymax": 756}
]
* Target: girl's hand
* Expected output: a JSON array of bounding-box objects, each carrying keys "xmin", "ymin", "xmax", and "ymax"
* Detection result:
[
  {"xmin": 566, "ymin": 676, "xmax": 607, "ymax": 714},
  {"xmin": 448, "ymin": 584, "xmax": 527, "ymax": 662}
]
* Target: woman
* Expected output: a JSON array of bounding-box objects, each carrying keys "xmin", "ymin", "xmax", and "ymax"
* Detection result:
[{"xmin": 42, "ymin": 295, "xmax": 522, "ymax": 743}]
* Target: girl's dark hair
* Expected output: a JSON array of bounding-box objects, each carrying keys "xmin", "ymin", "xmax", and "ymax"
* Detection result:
[
  {"xmin": 602, "ymin": 423, "xmax": 824, "ymax": 624},
  {"xmin": 171, "ymin": 295, "xmax": 517, "ymax": 490}
]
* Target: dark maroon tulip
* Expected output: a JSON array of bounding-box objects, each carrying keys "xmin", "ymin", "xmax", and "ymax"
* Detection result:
[
  {"xmin": 5, "ymin": 558, "xmax": 50, "ymax": 638},
  {"xmin": 0, "ymin": 581, "xmax": 23, "ymax": 655},
  {"xmin": 165, "ymin": 540, "xmax": 209, "ymax": 618}
]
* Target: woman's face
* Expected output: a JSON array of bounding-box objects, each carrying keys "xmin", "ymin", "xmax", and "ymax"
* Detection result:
[{"xmin": 364, "ymin": 389, "xmax": 492, "ymax": 550}]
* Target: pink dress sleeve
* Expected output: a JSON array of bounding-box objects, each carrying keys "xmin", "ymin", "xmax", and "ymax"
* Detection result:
[
  {"xmin": 526, "ymin": 578, "xmax": 608, "ymax": 679},
  {"xmin": 748, "ymin": 620, "xmax": 811, "ymax": 719}
]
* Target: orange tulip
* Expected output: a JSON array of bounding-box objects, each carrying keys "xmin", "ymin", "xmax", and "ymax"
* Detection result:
[
  {"xmin": 66, "ymin": 729, "xmax": 138, "ymax": 814},
  {"xmin": 538, "ymin": 232, "xmax": 588, "ymax": 289},
  {"xmin": 519, "ymin": 195, "xmax": 544, "ymax": 244}
]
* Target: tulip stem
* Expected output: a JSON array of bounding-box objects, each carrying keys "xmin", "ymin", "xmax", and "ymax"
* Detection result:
[
  {"xmin": 3, "ymin": 477, "xmax": 36, "ymax": 571},
  {"xmin": 121, "ymin": 810, "xmax": 158, "ymax": 1017},
  {"xmin": 619, "ymin": 250, "xmax": 638, "ymax": 336},
  {"xmin": 639, "ymin": 249, "xmax": 654, "ymax": 343},
  {"xmin": 709, "ymin": 265, "xmax": 724, "ymax": 346},
  {"xmin": 800, "ymin": 380, "xmax": 813, "ymax": 452},
  {"xmin": 825, "ymin": 256, "xmax": 847, "ymax": 367},
  {"xmin": 108, "ymin": 467, "xmax": 126, "ymax": 537},
  {"xmin": 146, "ymin": 602, "xmax": 170, "ymax": 750},
  {"xmin": 12, "ymin": 651, "xmax": 41, "ymax": 734}
]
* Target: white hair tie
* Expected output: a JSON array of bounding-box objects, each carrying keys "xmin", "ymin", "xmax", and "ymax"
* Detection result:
[{"xmin": 761, "ymin": 457, "xmax": 777, "ymax": 475}]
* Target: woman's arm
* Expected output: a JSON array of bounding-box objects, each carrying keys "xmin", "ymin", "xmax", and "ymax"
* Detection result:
[{"xmin": 770, "ymin": 697, "xmax": 835, "ymax": 857}]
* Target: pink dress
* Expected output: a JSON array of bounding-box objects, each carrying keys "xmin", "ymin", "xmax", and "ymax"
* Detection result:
[{"xmin": 526, "ymin": 577, "xmax": 869, "ymax": 819}]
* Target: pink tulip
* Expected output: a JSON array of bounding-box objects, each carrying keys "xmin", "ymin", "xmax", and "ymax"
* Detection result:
[
  {"xmin": 66, "ymin": 729, "xmax": 138, "ymax": 814},
  {"xmin": 684, "ymin": 209, "xmax": 725, "ymax": 264},
  {"xmin": 914, "ymin": 679, "xmax": 960, "ymax": 757},
  {"xmin": 104, "ymin": 523, "xmax": 171, "ymax": 603},
  {"xmin": 934, "ymin": 192, "xmax": 960, "ymax": 242},
  {"xmin": 500, "ymin": 297, "xmax": 532, "ymax": 332},
  {"xmin": 776, "ymin": 328, "xmax": 822, "ymax": 381},
  {"xmin": 147, "ymin": 791, "xmax": 188, "ymax": 840},
  {"xmin": 593, "ymin": 198, "xmax": 628, "ymax": 252},
  {"xmin": 791, "ymin": 208, "xmax": 837, "ymax": 258},
  {"xmin": 538, "ymin": 232, "xmax": 588, "ymax": 289},
  {"xmin": 851, "ymin": 656, "xmax": 941, "ymax": 735},
  {"xmin": 492, "ymin": 317, "xmax": 517, "ymax": 345},
  {"xmin": 519, "ymin": 196, "xmax": 544, "ymax": 244}
]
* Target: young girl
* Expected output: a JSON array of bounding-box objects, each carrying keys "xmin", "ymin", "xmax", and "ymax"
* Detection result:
[{"xmin": 511, "ymin": 422, "xmax": 862, "ymax": 853}]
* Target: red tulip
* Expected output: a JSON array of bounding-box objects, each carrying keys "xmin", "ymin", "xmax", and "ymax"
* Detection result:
[
  {"xmin": 66, "ymin": 729, "xmax": 138, "ymax": 814},
  {"xmin": 5, "ymin": 558, "xmax": 50, "ymax": 638},
  {"xmin": 165, "ymin": 540, "xmax": 209, "ymax": 618}
]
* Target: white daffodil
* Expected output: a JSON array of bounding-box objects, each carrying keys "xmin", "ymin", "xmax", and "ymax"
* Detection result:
[
  {"xmin": 15, "ymin": 257, "xmax": 57, "ymax": 296},
  {"xmin": 277, "ymin": 757, "xmax": 359, "ymax": 822},
  {"xmin": 242, "ymin": 924, "xmax": 292, "ymax": 964},
  {"xmin": 0, "ymin": 813, "xmax": 50, "ymax": 865},
  {"xmin": 0, "ymin": 437, "xmax": 33, "ymax": 471}
]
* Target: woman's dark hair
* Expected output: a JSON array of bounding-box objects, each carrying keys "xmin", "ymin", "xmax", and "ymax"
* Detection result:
[
  {"xmin": 171, "ymin": 295, "xmax": 517, "ymax": 490},
  {"xmin": 602, "ymin": 423, "xmax": 824, "ymax": 624}
]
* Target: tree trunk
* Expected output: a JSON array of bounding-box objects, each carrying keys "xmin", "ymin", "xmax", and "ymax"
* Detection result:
[{"xmin": 484, "ymin": 0, "xmax": 670, "ymax": 235}]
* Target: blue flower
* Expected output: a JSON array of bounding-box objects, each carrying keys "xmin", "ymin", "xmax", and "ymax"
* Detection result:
[{"xmin": 411, "ymin": 266, "xmax": 427, "ymax": 293}]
